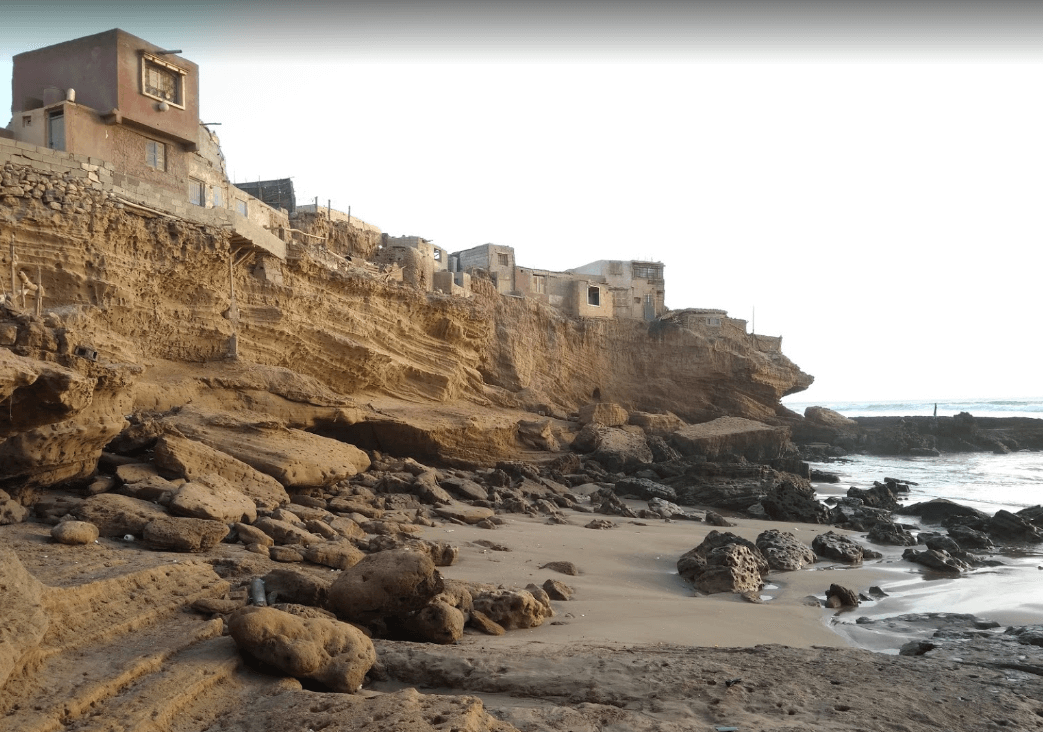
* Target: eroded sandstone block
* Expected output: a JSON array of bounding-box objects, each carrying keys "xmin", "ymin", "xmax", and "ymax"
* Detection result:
[
  {"xmin": 329, "ymin": 549, "xmax": 444, "ymax": 625},
  {"xmin": 229, "ymin": 606, "xmax": 376, "ymax": 693}
]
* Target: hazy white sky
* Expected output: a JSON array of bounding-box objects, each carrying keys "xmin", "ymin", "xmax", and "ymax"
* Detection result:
[{"xmin": 3, "ymin": 2, "xmax": 1042, "ymax": 404}]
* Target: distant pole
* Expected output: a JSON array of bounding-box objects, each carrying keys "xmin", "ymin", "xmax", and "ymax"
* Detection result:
[
  {"xmin": 752, "ymin": 306, "xmax": 755, "ymax": 335},
  {"xmin": 9, "ymin": 234, "xmax": 16, "ymax": 302},
  {"xmin": 327, "ymin": 199, "xmax": 331, "ymax": 222},
  {"xmin": 35, "ymin": 265, "xmax": 42, "ymax": 317},
  {"xmin": 347, "ymin": 206, "xmax": 351, "ymax": 226}
]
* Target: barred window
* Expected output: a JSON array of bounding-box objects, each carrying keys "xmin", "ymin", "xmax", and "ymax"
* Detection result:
[
  {"xmin": 188, "ymin": 179, "xmax": 205, "ymax": 206},
  {"xmin": 632, "ymin": 264, "xmax": 663, "ymax": 281}
]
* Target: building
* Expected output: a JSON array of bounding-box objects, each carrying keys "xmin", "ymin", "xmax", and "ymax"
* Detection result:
[
  {"xmin": 450, "ymin": 244, "xmax": 666, "ymax": 321},
  {"xmin": 4, "ymin": 29, "xmax": 286, "ymax": 259},
  {"xmin": 234, "ymin": 178, "xmax": 296, "ymax": 214}
]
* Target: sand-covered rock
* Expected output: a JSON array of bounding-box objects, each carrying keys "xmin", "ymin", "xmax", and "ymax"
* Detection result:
[
  {"xmin": 0, "ymin": 547, "xmax": 48, "ymax": 689},
  {"xmin": 229, "ymin": 606, "xmax": 375, "ymax": 692}
]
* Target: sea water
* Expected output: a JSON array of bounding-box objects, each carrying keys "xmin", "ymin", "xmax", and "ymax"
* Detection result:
[{"xmin": 780, "ymin": 397, "xmax": 1043, "ymax": 649}]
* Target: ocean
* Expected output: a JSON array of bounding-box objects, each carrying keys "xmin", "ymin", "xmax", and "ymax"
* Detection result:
[{"xmin": 779, "ymin": 397, "xmax": 1043, "ymax": 649}]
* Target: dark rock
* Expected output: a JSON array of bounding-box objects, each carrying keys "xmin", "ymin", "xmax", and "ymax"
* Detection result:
[
  {"xmin": 542, "ymin": 579, "xmax": 573, "ymax": 601},
  {"xmin": 902, "ymin": 547, "xmax": 968, "ymax": 573},
  {"xmin": 677, "ymin": 530, "xmax": 768, "ymax": 585},
  {"xmin": 947, "ymin": 524, "xmax": 994, "ymax": 552},
  {"xmin": 825, "ymin": 583, "xmax": 859, "ymax": 608},
  {"xmin": 762, "ymin": 479, "xmax": 830, "ymax": 524},
  {"xmin": 986, "ymin": 509, "xmax": 1043, "ymax": 543},
  {"xmin": 704, "ymin": 511, "xmax": 734, "ymax": 527},
  {"xmin": 918, "ymin": 531, "xmax": 970, "ymax": 559},
  {"xmin": 867, "ymin": 521, "xmax": 918, "ymax": 546},
  {"xmin": 613, "ymin": 477, "xmax": 677, "ymax": 502},
  {"xmin": 899, "ymin": 499, "xmax": 988, "ymax": 525},
  {"xmin": 756, "ymin": 529, "xmax": 817, "ymax": 571},
  {"xmin": 262, "ymin": 568, "xmax": 332, "ymax": 607},
  {"xmin": 694, "ymin": 544, "xmax": 766, "ymax": 595},
  {"xmin": 847, "ymin": 483, "xmax": 900, "ymax": 511},
  {"xmin": 811, "ymin": 531, "xmax": 864, "ymax": 564}
]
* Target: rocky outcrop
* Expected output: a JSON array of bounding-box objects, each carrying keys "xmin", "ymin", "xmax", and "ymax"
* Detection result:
[{"xmin": 670, "ymin": 417, "xmax": 789, "ymax": 461}]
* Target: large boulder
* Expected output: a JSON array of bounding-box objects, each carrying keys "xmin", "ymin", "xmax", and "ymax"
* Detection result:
[
  {"xmin": 987, "ymin": 510, "xmax": 1043, "ymax": 543},
  {"xmin": 899, "ymin": 499, "xmax": 988, "ymax": 525},
  {"xmin": 0, "ymin": 352, "xmax": 137, "ymax": 490},
  {"xmin": 694, "ymin": 544, "xmax": 766, "ymax": 595},
  {"xmin": 73, "ymin": 494, "xmax": 169, "ymax": 537},
  {"xmin": 51, "ymin": 520, "xmax": 99, "ymax": 545},
  {"xmin": 169, "ymin": 474, "xmax": 257, "ymax": 523},
  {"xmin": 328, "ymin": 549, "xmax": 444, "ymax": 625},
  {"xmin": 628, "ymin": 410, "xmax": 685, "ymax": 435},
  {"xmin": 229, "ymin": 606, "xmax": 375, "ymax": 693},
  {"xmin": 160, "ymin": 407, "xmax": 370, "ymax": 488},
  {"xmin": 670, "ymin": 417, "xmax": 789, "ymax": 462},
  {"xmin": 613, "ymin": 477, "xmax": 677, "ymax": 502},
  {"xmin": 253, "ymin": 517, "xmax": 325, "ymax": 546},
  {"xmin": 677, "ymin": 530, "xmax": 768, "ymax": 585},
  {"xmin": 153, "ymin": 434, "xmax": 289, "ymax": 510},
  {"xmin": 262, "ymin": 568, "xmax": 332, "ymax": 607},
  {"xmin": 804, "ymin": 407, "xmax": 858, "ymax": 430},
  {"xmin": 755, "ymin": 529, "xmax": 817, "ymax": 571}
]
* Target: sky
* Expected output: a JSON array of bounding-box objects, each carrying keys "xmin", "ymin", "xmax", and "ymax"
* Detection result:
[{"xmin": 2, "ymin": 1, "xmax": 1042, "ymax": 405}]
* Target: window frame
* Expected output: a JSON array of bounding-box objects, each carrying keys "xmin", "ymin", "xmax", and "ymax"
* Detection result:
[
  {"xmin": 235, "ymin": 199, "xmax": 248, "ymax": 217},
  {"xmin": 533, "ymin": 274, "xmax": 547, "ymax": 294},
  {"xmin": 188, "ymin": 178, "xmax": 205, "ymax": 207},
  {"xmin": 145, "ymin": 139, "xmax": 166, "ymax": 170},
  {"xmin": 212, "ymin": 186, "xmax": 223, "ymax": 209},
  {"xmin": 496, "ymin": 252, "xmax": 510, "ymax": 267},
  {"xmin": 141, "ymin": 53, "xmax": 187, "ymax": 109}
]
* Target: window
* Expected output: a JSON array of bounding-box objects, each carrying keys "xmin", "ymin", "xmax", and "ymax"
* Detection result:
[
  {"xmin": 634, "ymin": 297, "xmax": 641, "ymax": 304},
  {"xmin": 47, "ymin": 110, "xmax": 64, "ymax": 151},
  {"xmin": 609, "ymin": 262, "xmax": 623, "ymax": 276},
  {"xmin": 497, "ymin": 252, "xmax": 510, "ymax": 266},
  {"xmin": 145, "ymin": 139, "xmax": 165, "ymax": 170},
  {"xmin": 433, "ymin": 249, "xmax": 442, "ymax": 262},
  {"xmin": 141, "ymin": 54, "xmax": 186, "ymax": 108},
  {"xmin": 22, "ymin": 115, "xmax": 31, "ymax": 127},
  {"xmin": 707, "ymin": 317, "xmax": 721, "ymax": 327},
  {"xmin": 188, "ymin": 179, "xmax": 205, "ymax": 206},
  {"xmin": 587, "ymin": 286, "xmax": 600, "ymax": 306},
  {"xmin": 533, "ymin": 275, "xmax": 546, "ymax": 294},
  {"xmin": 212, "ymin": 186, "xmax": 223, "ymax": 208},
  {"xmin": 633, "ymin": 264, "xmax": 663, "ymax": 281},
  {"xmin": 235, "ymin": 199, "xmax": 248, "ymax": 216}
]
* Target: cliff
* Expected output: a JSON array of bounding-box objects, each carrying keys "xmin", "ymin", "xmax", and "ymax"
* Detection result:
[{"xmin": 1, "ymin": 156, "xmax": 812, "ymax": 483}]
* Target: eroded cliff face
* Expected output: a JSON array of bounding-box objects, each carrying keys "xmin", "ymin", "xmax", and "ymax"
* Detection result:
[{"xmin": 1, "ymin": 162, "xmax": 812, "ymax": 474}]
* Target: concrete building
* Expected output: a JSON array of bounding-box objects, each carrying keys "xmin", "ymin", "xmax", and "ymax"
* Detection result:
[
  {"xmin": 450, "ymin": 243, "xmax": 666, "ymax": 321},
  {"xmin": 4, "ymin": 29, "xmax": 286, "ymax": 259}
]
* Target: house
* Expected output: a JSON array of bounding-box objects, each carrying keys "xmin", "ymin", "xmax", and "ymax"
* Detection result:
[
  {"xmin": 234, "ymin": 178, "xmax": 296, "ymax": 214},
  {"xmin": 4, "ymin": 29, "xmax": 286, "ymax": 259},
  {"xmin": 450, "ymin": 243, "xmax": 666, "ymax": 321}
]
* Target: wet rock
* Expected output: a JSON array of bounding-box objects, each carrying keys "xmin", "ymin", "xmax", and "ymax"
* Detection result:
[
  {"xmin": 903, "ymin": 546, "xmax": 968, "ymax": 573},
  {"xmin": 899, "ymin": 498, "xmax": 988, "ymax": 525},
  {"xmin": 51, "ymin": 520, "xmax": 99, "ymax": 545},
  {"xmin": 678, "ymin": 530, "xmax": 768, "ymax": 593},
  {"xmin": 825, "ymin": 583, "xmax": 860, "ymax": 608},
  {"xmin": 73, "ymin": 494, "xmax": 169, "ymax": 537},
  {"xmin": 918, "ymin": 531, "xmax": 970, "ymax": 559},
  {"xmin": 229, "ymin": 606, "xmax": 375, "ymax": 692},
  {"xmin": 471, "ymin": 589, "xmax": 550, "ymax": 630},
  {"xmin": 867, "ymin": 521, "xmax": 918, "ymax": 546},
  {"xmin": 756, "ymin": 529, "xmax": 817, "ymax": 571},
  {"xmin": 847, "ymin": 482, "xmax": 901, "ymax": 511},
  {"xmin": 987, "ymin": 509, "xmax": 1043, "ymax": 543},
  {"xmin": 329, "ymin": 549, "xmax": 444, "ymax": 625},
  {"xmin": 948, "ymin": 524, "xmax": 994, "ymax": 552},
  {"xmin": 695, "ymin": 544, "xmax": 766, "ymax": 595},
  {"xmin": 142, "ymin": 516, "xmax": 229, "ymax": 552},
  {"xmin": 811, "ymin": 531, "xmax": 864, "ymax": 564}
]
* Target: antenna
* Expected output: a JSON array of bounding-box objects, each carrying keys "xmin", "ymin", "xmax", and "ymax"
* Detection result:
[{"xmin": 752, "ymin": 306, "xmax": 755, "ymax": 335}]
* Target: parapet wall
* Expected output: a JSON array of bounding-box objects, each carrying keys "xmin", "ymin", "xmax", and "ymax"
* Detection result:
[{"xmin": 0, "ymin": 137, "xmax": 286, "ymax": 259}]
